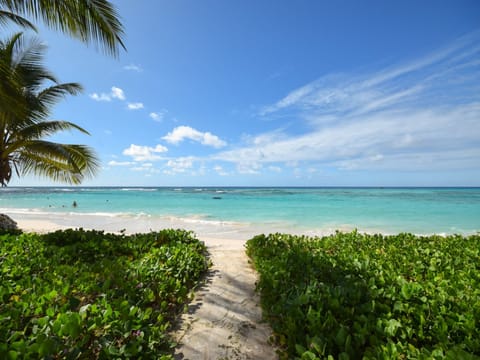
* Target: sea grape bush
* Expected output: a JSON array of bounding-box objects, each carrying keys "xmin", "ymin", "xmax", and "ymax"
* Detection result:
[
  {"xmin": 246, "ymin": 231, "xmax": 480, "ymax": 359},
  {"xmin": 0, "ymin": 228, "xmax": 208, "ymax": 359}
]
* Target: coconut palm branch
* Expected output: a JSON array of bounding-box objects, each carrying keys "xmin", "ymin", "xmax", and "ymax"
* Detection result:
[
  {"xmin": 0, "ymin": 33, "xmax": 56, "ymax": 121},
  {"xmin": 0, "ymin": 0, "xmax": 125, "ymax": 56},
  {"xmin": 0, "ymin": 8, "xmax": 35, "ymax": 29},
  {"xmin": 0, "ymin": 32, "xmax": 99, "ymax": 186}
]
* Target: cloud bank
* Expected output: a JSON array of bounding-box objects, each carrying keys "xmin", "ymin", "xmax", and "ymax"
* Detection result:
[
  {"xmin": 105, "ymin": 32, "xmax": 480, "ymax": 183},
  {"xmin": 216, "ymin": 32, "xmax": 480, "ymax": 174}
]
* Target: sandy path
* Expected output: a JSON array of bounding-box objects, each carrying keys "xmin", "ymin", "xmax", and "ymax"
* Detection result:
[{"xmin": 174, "ymin": 239, "xmax": 278, "ymax": 360}]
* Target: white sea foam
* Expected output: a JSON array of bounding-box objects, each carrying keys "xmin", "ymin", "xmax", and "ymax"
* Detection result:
[
  {"xmin": 74, "ymin": 211, "xmax": 125, "ymax": 218},
  {"xmin": 1, "ymin": 207, "xmax": 126, "ymax": 218},
  {"xmin": 1, "ymin": 207, "xmax": 49, "ymax": 215},
  {"xmin": 120, "ymin": 188, "xmax": 156, "ymax": 192}
]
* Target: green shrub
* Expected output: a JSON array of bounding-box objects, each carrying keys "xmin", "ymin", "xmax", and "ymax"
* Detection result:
[
  {"xmin": 246, "ymin": 231, "xmax": 480, "ymax": 359},
  {"xmin": 0, "ymin": 228, "xmax": 208, "ymax": 359}
]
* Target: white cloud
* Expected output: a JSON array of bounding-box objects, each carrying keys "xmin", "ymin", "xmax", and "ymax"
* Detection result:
[
  {"xmin": 217, "ymin": 104, "xmax": 480, "ymax": 171},
  {"xmin": 90, "ymin": 86, "xmax": 126, "ymax": 102},
  {"xmin": 122, "ymin": 144, "xmax": 168, "ymax": 161},
  {"xmin": 236, "ymin": 161, "xmax": 262, "ymax": 175},
  {"xmin": 123, "ymin": 64, "xmax": 143, "ymax": 72},
  {"xmin": 127, "ymin": 102, "xmax": 144, "ymax": 110},
  {"xmin": 165, "ymin": 157, "xmax": 194, "ymax": 173},
  {"xmin": 163, "ymin": 125, "xmax": 227, "ymax": 148},
  {"xmin": 149, "ymin": 112, "xmax": 160, "ymax": 120},
  {"xmin": 90, "ymin": 92, "xmax": 111, "ymax": 102},
  {"xmin": 108, "ymin": 160, "xmax": 135, "ymax": 166},
  {"xmin": 216, "ymin": 33, "xmax": 480, "ymax": 174},
  {"xmin": 268, "ymin": 166, "xmax": 282, "ymax": 173},
  {"xmin": 89, "ymin": 86, "xmax": 149, "ymax": 114},
  {"xmin": 260, "ymin": 82, "xmax": 316, "ymax": 115},
  {"xmin": 149, "ymin": 110, "xmax": 167, "ymax": 122},
  {"xmin": 111, "ymin": 86, "xmax": 125, "ymax": 100},
  {"xmin": 130, "ymin": 163, "xmax": 160, "ymax": 173},
  {"xmin": 214, "ymin": 165, "xmax": 229, "ymax": 176},
  {"xmin": 261, "ymin": 34, "xmax": 480, "ymax": 122}
]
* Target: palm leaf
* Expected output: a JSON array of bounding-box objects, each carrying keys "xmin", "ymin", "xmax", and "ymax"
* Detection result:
[
  {"xmin": 16, "ymin": 152, "xmax": 83, "ymax": 184},
  {"xmin": 10, "ymin": 35, "xmax": 57, "ymax": 87},
  {"xmin": 37, "ymin": 83, "xmax": 83, "ymax": 105},
  {"xmin": 0, "ymin": 9, "xmax": 36, "ymax": 30},
  {"xmin": 16, "ymin": 140, "xmax": 99, "ymax": 184},
  {"xmin": 0, "ymin": 0, "xmax": 126, "ymax": 56},
  {"xmin": 17, "ymin": 120, "xmax": 91, "ymax": 141},
  {"xmin": 0, "ymin": 33, "xmax": 54, "ymax": 122},
  {"xmin": 0, "ymin": 32, "xmax": 100, "ymax": 186}
]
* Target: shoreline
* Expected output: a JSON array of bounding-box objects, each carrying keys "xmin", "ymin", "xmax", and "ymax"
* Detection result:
[
  {"xmin": 8, "ymin": 210, "xmax": 478, "ymax": 242},
  {"xmin": 7, "ymin": 210, "xmax": 363, "ymax": 243},
  {"xmin": 12, "ymin": 216, "xmax": 247, "ymax": 251},
  {"xmin": 3, "ymin": 187, "xmax": 479, "ymax": 237}
]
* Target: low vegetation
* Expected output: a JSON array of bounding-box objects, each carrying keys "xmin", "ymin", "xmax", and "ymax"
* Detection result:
[
  {"xmin": 246, "ymin": 231, "xmax": 480, "ymax": 359},
  {"xmin": 0, "ymin": 229, "xmax": 209, "ymax": 359}
]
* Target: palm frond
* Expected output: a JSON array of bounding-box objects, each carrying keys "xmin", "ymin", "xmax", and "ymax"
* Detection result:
[
  {"xmin": 16, "ymin": 140, "xmax": 100, "ymax": 184},
  {"xmin": 37, "ymin": 82, "xmax": 83, "ymax": 105},
  {"xmin": 0, "ymin": 35, "xmax": 30, "ymax": 122},
  {"xmin": 0, "ymin": 33, "xmax": 65, "ymax": 124},
  {"xmin": 62, "ymin": 144, "xmax": 99, "ymax": 178},
  {"xmin": 0, "ymin": 32, "xmax": 99, "ymax": 186},
  {"xmin": 15, "ymin": 152, "xmax": 83, "ymax": 184},
  {"xmin": 11, "ymin": 35, "xmax": 57, "ymax": 87},
  {"xmin": 0, "ymin": 31, "xmax": 23, "ymax": 62},
  {"xmin": 16, "ymin": 120, "xmax": 90, "ymax": 141},
  {"xmin": 0, "ymin": 9, "xmax": 36, "ymax": 30},
  {"xmin": 1, "ymin": 0, "xmax": 126, "ymax": 57}
]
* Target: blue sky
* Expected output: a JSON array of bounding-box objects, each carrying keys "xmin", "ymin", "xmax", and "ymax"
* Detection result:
[{"xmin": 10, "ymin": 0, "xmax": 480, "ymax": 186}]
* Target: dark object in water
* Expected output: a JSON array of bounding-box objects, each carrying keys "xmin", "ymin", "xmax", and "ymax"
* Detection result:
[
  {"xmin": 212, "ymin": 196, "xmax": 222, "ymax": 200},
  {"xmin": 73, "ymin": 201, "xmax": 78, "ymax": 208}
]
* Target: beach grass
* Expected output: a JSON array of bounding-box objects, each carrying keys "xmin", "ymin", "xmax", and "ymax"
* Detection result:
[
  {"xmin": 0, "ymin": 228, "xmax": 209, "ymax": 359},
  {"xmin": 246, "ymin": 231, "xmax": 480, "ymax": 359}
]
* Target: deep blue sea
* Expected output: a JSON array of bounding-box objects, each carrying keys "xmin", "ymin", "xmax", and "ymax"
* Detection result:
[{"xmin": 1, "ymin": 187, "xmax": 479, "ymax": 236}]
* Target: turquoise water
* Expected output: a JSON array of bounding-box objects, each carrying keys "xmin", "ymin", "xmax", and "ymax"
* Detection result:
[{"xmin": 1, "ymin": 187, "xmax": 479, "ymax": 235}]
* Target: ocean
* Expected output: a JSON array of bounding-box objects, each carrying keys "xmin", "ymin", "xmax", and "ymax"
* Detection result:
[{"xmin": 1, "ymin": 187, "xmax": 479, "ymax": 237}]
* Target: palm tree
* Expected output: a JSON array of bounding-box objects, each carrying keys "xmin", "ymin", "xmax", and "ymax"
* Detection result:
[
  {"xmin": 0, "ymin": 0, "xmax": 125, "ymax": 57},
  {"xmin": 0, "ymin": 1, "xmax": 125, "ymax": 123},
  {"xmin": 0, "ymin": 32, "xmax": 99, "ymax": 186}
]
